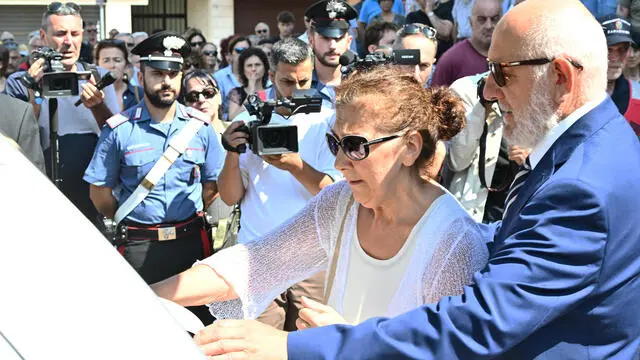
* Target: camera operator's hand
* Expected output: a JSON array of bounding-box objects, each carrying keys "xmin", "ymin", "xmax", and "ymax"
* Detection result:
[
  {"xmin": 80, "ymin": 75, "xmax": 105, "ymax": 109},
  {"xmin": 262, "ymin": 152, "xmax": 303, "ymax": 173},
  {"xmin": 27, "ymin": 58, "xmax": 46, "ymax": 83},
  {"xmin": 222, "ymin": 121, "xmax": 249, "ymax": 154},
  {"xmin": 508, "ymin": 145, "xmax": 530, "ymax": 166}
]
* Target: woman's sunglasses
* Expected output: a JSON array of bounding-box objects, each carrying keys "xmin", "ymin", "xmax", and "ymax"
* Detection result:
[
  {"xmin": 184, "ymin": 87, "xmax": 218, "ymax": 103},
  {"xmin": 190, "ymin": 41, "xmax": 204, "ymax": 47},
  {"xmin": 202, "ymin": 50, "xmax": 218, "ymax": 57},
  {"xmin": 487, "ymin": 57, "xmax": 583, "ymax": 87},
  {"xmin": 325, "ymin": 132, "xmax": 402, "ymax": 161}
]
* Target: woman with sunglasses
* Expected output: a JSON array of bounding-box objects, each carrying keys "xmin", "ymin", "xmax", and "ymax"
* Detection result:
[
  {"xmin": 153, "ymin": 66, "xmax": 487, "ymax": 330},
  {"xmin": 200, "ymin": 42, "xmax": 219, "ymax": 74},
  {"xmin": 226, "ymin": 47, "xmax": 269, "ymax": 121},
  {"xmin": 181, "ymin": 69, "xmax": 227, "ymax": 134},
  {"xmin": 94, "ymin": 39, "xmax": 143, "ymax": 111}
]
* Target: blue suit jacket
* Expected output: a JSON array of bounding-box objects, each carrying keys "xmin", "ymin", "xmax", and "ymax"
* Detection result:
[{"xmin": 288, "ymin": 97, "xmax": 640, "ymax": 359}]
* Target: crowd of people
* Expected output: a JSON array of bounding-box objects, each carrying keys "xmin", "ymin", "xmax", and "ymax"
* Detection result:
[{"xmin": 1, "ymin": 0, "xmax": 640, "ymax": 359}]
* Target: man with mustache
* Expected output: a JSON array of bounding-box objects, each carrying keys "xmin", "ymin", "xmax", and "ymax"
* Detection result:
[
  {"xmin": 84, "ymin": 32, "xmax": 225, "ymax": 324},
  {"xmin": 306, "ymin": 0, "xmax": 356, "ymax": 107},
  {"xmin": 599, "ymin": 15, "xmax": 640, "ymax": 137}
]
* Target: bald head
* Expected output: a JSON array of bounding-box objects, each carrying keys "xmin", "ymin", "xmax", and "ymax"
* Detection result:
[{"xmin": 490, "ymin": 0, "xmax": 607, "ymax": 99}]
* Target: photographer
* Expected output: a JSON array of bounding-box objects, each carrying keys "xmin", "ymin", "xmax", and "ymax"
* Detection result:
[
  {"xmin": 217, "ymin": 37, "xmax": 340, "ymax": 331},
  {"xmin": 3, "ymin": 2, "xmax": 119, "ymax": 226}
]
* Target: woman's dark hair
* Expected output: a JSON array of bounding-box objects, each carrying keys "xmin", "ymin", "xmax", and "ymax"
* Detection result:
[
  {"xmin": 0, "ymin": 45, "xmax": 9, "ymax": 78},
  {"xmin": 238, "ymin": 47, "xmax": 269, "ymax": 88},
  {"xmin": 94, "ymin": 39, "xmax": 130, "ymax": 65},
  {"xmin": 335, "ymin": 66, "xmax": 466, "ymax": 179},
  {"xmin": 183, "ymin": 27, "xmax": 207, "ymax": 44},
  {"xmin": 180, "ymin": 69, "xmax": 219, "ymax": 102}
]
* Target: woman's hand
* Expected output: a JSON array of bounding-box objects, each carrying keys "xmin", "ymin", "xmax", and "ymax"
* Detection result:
[
  {"xmin": 295, "ymin": 296, "xmax": 348, "ymax": 329},
  {"xmin": 246, "ymin": 72, "xmax": 262, "ymax": 94}
]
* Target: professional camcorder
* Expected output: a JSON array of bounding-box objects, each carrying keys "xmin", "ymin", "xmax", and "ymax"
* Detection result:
[
  {"xmin": 227, "ymin": 89, "xmax": 323, "ymax": 156},
  {"xmin": 30, "ymin": 47, "xmax": 91, "ymax": 97},
  {"xmin": 339, "ymin": 49, "xmax": 420, "ymax": 75}
]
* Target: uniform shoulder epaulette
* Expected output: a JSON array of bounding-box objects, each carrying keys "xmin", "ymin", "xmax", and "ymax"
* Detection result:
[
  {"xmin": 185, "ymin": 106, "xmax": 211, "ymax": 125},
  {"xmin": 106, "ymin": 112, "xmax": 130, "ymax": 129}
]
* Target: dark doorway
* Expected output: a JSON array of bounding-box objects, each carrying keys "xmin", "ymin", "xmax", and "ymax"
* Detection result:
[{"xmin": 132, "ymin": 0, "xmax": 188, "ymax": 35}]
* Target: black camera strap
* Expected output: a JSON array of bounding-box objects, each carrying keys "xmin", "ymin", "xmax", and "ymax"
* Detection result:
[{"xmin": 478, "ymin": 108, "xmax": 512, "ymax": 193}]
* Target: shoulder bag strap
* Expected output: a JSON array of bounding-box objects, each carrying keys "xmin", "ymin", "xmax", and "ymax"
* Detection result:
[
  {"xmin": 324, "ymin": 195, "xmax": 355, "ymax": 304},
  {"xmin": 113, "ymin": 117, "xmax": 205, "ymax": 224}
]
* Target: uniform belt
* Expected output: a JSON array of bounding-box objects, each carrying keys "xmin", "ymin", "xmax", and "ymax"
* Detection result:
[{"xmin": 120, "ymin": 214, "xmax": 204, "ymax": 242}]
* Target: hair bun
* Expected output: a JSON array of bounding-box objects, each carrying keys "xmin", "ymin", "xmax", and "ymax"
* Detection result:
[{"xmin": 426, "ymin": 87, "xmax": 466, "ymax": 141}]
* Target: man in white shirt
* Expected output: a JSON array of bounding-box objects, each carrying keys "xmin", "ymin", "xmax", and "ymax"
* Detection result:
[{"xmin": 218, "ymin": 37, "xmax": 340, "ymax": 331}]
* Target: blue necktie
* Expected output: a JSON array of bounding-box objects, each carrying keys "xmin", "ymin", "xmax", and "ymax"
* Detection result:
[{"xmin": 503, "ymin": 158, "xmax": 531, "ymax": 218}]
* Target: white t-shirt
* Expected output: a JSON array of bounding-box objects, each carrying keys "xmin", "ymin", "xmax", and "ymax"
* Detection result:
[
  {"xmin": 38, "ymin": 64, "xmax": 120, "ymax": 149},
  {"xmin": 235, "ymin": 108, "xmax": 342, "ymax": 244}
]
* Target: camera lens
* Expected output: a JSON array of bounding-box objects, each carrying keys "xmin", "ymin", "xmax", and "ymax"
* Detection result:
[{"xmin": 261, "ymin": 128, "xmax": 285, "ymax": 148}]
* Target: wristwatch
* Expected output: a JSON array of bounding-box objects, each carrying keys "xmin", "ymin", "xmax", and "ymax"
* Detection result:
[
  {"xmin": 19, "ymin": 73, "xmax": 38, "ymax": 90},
  {"xmin": 427, "ymin": 11, "xmax": 435, "ymax": 17}
]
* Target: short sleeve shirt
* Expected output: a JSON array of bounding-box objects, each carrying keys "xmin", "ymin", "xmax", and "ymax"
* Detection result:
[{"xmin": 83, "ymin": 101, "xmax": 225, "ymax": 224}]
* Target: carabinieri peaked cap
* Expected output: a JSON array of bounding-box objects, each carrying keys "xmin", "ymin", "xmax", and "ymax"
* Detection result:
[
  {"xmin": 305, "ymin": 0, "xmax": 358, "ymax": 39},
  {"xmin": 131, "ymin": 31, "xmax": 191, "ymax": 71}
]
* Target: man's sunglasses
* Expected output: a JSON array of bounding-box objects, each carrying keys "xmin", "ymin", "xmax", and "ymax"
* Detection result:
[
  {"xmin": 398, "ymin": 23, "xmax": 437, "ymax": 40},
  {"xmin": 47, "ymin": 2, "xmax": 80, "ymax": 14},
  {"xmin": 202, "ymin": 50, "xmax": 218, "ymax": 57},
  {"xmin": 256, "ymin": 29, "xmax": 268, "ymax": 34},
  {"xmin": 326, "ymin": 132, "xmax": 402, "ymax": 161},
  {"xmin": 184, "ymin": 87, "xmax": 218, "ymax": 103},
  {"xmin": 487, "ymin": 57, "xmax": 584, "ymax": 87}
]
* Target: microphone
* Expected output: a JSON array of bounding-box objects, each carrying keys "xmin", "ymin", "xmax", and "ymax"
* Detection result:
[
  {"xmin": 339, "ymin": 50, "xmax": 358, "ymax": 67},
  {"xmin": 74, "ymin": 71, "xmax": 117, "ymax": 107}
]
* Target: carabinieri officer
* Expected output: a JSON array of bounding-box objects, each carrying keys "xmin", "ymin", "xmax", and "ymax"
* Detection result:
[{"xmin": 84, "ymin": 32, "xmax": 225, "ymax": 295}]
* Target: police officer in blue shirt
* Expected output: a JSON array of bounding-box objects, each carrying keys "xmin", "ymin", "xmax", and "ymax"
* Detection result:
[
  {"xmin": 306, "ymin": 0, "xmax": 357, "ymax": 107},
  {"xmin": 84, "ymin": 32, "xmax": 225, "ymax": 307}
]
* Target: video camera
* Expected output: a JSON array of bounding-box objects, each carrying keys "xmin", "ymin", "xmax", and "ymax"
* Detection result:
[
  {"xmin": 231, "ymin": 89, "xmax": 323, "ymax": 156},
  {"xmin": 31, "ymin": 47, "xmax": 91, "ymax": 97},
  {"xmin": 339, "ymin": 49, "xmax": 420, "ymax": 75}
]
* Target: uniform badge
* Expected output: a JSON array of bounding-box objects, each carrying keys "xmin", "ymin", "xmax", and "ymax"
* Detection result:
[
  {"xmin": 326, "ymin": 0, "xmax": 346, "ymax": 18},
  {"xmin": 162, "ymin": 36, "xmax": 186, "ymax": 57}
]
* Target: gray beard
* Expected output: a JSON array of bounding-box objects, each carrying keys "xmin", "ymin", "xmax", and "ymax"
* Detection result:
[{"xmin": 505, "ymin": 81, "xmax": 559, "ymax": 149}]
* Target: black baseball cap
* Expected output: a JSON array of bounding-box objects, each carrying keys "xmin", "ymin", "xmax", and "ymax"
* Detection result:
[
  {"xmin": 305, "ymin": 0, "xmax": 357, "ymax": 39},
  {"xmin": 598, "ymin": 15, "xmax": 636, "ymax": 46},
  {"xmin": 131, "ymin": 31, "xmax": 191, "ymax": 71}
]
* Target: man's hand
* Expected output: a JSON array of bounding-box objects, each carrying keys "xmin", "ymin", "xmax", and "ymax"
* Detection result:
[
  {"xmin": 27, "ymin": 58, "xmax": 46, "ymax": 83},
  {"xmin": 261, "ymin": 152, "xmax": 303, "ymax": 173},
  {"xmin": 508, "ymin": 145, "xmax": 530, "ymax": 166},
  {"xmin": 296, "ymin": 296, "xmax": 347, "ymax": 329},
  {"xmin": 194, "ymin": 319, "xmax": 288, "ymax": 360},
  {"xmin": 80, "ymin": 75, "xmax": 105, "ymax": 109},
  {"xmin": 423, "ymin": 0, "xmax": 436, "ymax": 12},
  {"xmin": 222, "ymin": 121, "xmax": 249, "ymax": 153}
]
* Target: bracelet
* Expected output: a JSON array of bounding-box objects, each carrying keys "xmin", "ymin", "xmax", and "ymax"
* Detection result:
[{"xmin": 427, "ymin": 11, "xmax": 435, "ymax": 17}]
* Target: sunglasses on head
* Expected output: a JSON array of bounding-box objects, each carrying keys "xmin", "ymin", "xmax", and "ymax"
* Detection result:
[
  {"xmin": 398, "ymin": 23, "xmax": 437, "ymax": 40},
  {"xmin": 325, "ymin": 132, "xmax": 403, "ymax": 161},
  {"xmin": 190, "ymin": 41, "xmax": 204, "ymax": 47},
  {"xmin": 202, "ymin": 50, "xmax": 218, "ymax": 57},
  {"xmin": 47, "ymin": 1, "xmax": 80, "ymax": 14},
  {"xmin": 184, "ymin": 87, "xmax": 218, "ymax": 103},
  {"xmin": 487, "ymin": 57, "xmax": 584, "ymax": 87}
]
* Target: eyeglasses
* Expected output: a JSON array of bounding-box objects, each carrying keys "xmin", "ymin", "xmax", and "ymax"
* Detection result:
[
  {"xmin": 256, "ymin": 29, "xmax": 268, "ymax": 34},
  {"xmin": 398, "ymin": 23, "xmax": 437, "ymax": 40},
  {"xmin": 47, "ymin": 2, "xmax": 80, "ymax": 14},
  {"xmin": 234, "ymin": 47, "xmax": 248, "ymax": 54},
  {"xmin": 487, "ymin": 57, "xmax": 584, "ymax": 87},
  {"xmin": 184, "ymin": 87, "xmax": 219, "ymax": 103},
  {"xmin": 86, "ymin": 28, "xmax": 97, "ymax": 33},
  {"xmin": 326, "ymin": 132, "xmax": 403, "ymax": 161},
  {"xmin": 202, "ymin": 50, "xmax": 218, "ymax": 57},
  {"xmin": 190, "ymin": 41, "xmax": 204, "ymax": 47}
]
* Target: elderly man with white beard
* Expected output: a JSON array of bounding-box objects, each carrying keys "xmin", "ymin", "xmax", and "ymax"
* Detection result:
[{"xmin": 188, "ymin": 1, "xmax": 640, "ymax": 359}]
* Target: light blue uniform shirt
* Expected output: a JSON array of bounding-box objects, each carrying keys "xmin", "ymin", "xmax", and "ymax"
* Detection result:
[{"xmin": 84, "ymin": 101, "xmax": 225, "ymax": 224}]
